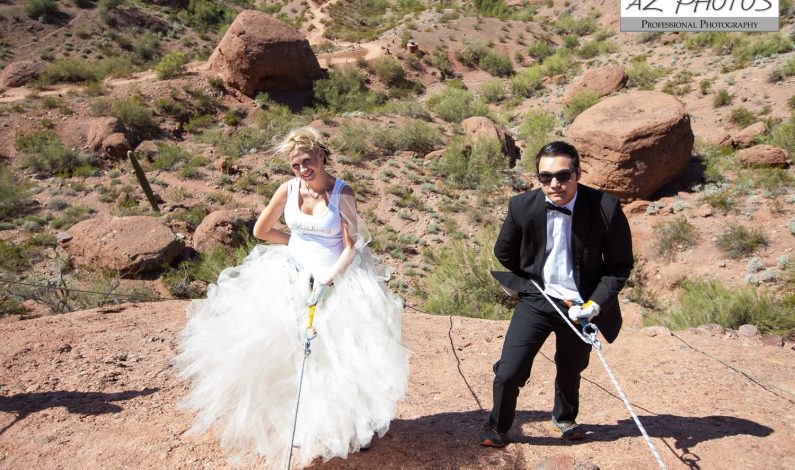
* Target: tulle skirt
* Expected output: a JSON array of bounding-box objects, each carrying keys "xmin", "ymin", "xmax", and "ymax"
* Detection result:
[{"xmin": 175, "ymin": 245, "xmax": 410, "ymax": 468}]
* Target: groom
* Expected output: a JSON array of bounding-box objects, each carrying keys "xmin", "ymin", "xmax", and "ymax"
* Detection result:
[{"xmin": 481, "ymin": 141, "xmax": 634, "ymax": 446}]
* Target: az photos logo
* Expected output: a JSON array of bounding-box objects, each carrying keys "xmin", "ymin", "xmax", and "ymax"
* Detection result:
[{"xmin": 621, "ymin": 0, "xmax": 780, "ymax": 32}]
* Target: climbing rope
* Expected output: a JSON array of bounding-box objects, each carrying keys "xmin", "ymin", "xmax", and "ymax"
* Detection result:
[{"xmin": 530, "ymin": 280, "xmax": 667, "ymax": 470}]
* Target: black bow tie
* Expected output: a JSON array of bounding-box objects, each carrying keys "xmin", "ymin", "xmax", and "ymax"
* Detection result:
[{"xmin": 545, "ymin": 201, "xmax": 571, "ymax": 216}]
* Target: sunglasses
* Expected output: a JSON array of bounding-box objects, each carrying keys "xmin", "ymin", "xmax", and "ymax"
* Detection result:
[{"xmin": 536, "ymin": 168, "xmax": 577, "ymax": 185}]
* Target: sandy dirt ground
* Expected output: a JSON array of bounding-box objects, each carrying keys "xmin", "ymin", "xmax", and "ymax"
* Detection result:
[{"xmin": 1, "ymin": 300, "xmax": 794, "ymax": 469}]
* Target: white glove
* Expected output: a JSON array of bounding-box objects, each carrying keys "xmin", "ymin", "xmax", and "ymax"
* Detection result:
[
  {"xmin": 568, "ymin": 300, "xmax": 600, "ymax": 322},
  {"xmin": 305, "ymin": 282, "xmax": 331, "ymax": 307}
]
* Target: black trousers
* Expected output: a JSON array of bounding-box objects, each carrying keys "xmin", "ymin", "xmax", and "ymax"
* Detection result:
[{"xmin": 488, "ymin": 292, "xmax": 592, "ymax": 433}]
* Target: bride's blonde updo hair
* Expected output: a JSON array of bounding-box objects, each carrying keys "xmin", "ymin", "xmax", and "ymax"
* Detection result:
[{"xmin": 272, "ymin": 126, "xmax": 331, "ymax": 163}]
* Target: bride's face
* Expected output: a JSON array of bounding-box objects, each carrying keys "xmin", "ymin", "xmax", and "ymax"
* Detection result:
[{"xmin": 289, "ymin": 148, "xmax": 325, "ymax": 181}]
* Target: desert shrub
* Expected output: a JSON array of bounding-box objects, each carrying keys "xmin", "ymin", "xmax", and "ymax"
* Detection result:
[
  {"xmin": 376, "ymin": 99, "xmax": 431, "ymax": 120},
  {"xmin": 155, "ymin": 52, "xmax": 188, "ymax": 80},
  {"xmin": 371, "ymin": 56, "xmax": 405, "ymax": 87},
  {"xmin": 563, "ymin": 90, "xmax": 599, "ymax": 123},
  {"xmin": 577, "ymin": 39, "xmax": 617, "ymax": 59},
  {"xmin": 518, "ymin": 110, "xmax": 555, "ymax": 168},
  {"xmin": 768, "ymin": 55, "xmax": 795, "ymax": 82},
  {"xmin": 370, "ymin": 119, "xmax": 441, "ymax": 156},
  {"xmin": 699, "ymin": 182, "xmax": 735, "ymax": 213},
  {"xmin": 766, "ymin": 111, "xmax": 795, "ymax": 155},
  {"xmin": 479, "ymin": 79, "xmax": 506, "ymax": 103},
  {"xmin": 427, "ymin": 85, "xmax": 489, "ymax": 123},
  {"xmin": 733, "ymin": 33, "xmax": 793, "ymax": 62},
  {"xmin": 0, "ymin": 163, "xmax": 32, "ymax": 221},
  {"xmin": 713, "ymin": 89, "xmax": 732, "ymax": 107},
  {"xmin": 181, "ymin": 0, "xmax": 231, "ymax": 31},
  {"xmin": 657, "ymin": 279, "xmax": 795, "ymax": 336},
  {"xmin": 51, "ymin": 206, "xmax": 95, "ymax": 230},
  {"xmin": 254, "ymin": 101, "xmax": 306, "ymax": 145},
  {"xmin": 423, "ymin": 229, "xmax": 512, "ymax": 319},
  {"xmin": 479, "ymin": 50, "xmax": 513, "ymax": 77},
  {"xmin": 431, "ymin": 137, "xmax": 504, "ymax": 189},
  {"xmin": 26, "ymin": 0, "xmax": 59, "ymax": 21},
  {"xmin": 527, "ymin": 40, "xmax": 553, "ymax": 60},
  {"xmin": 553, "ymin": 13, "xmax": 596, "ymax": 35},
  {"xmin": 151, "ymin": 144, "xmax": 192, "ymax": 171},
  {"xmin": 15, "ymin": 131, "xmax": 94, "ymax": 177},
  {"xmin": 36, "ymin": 57, "xmax": 133, "ymax": 85},
  {"xmin": 728, "ymin": 107, "xmax": 757, "ymax": 127},
  {"xmin": 626, "ymin": 56, "xmax": 666, "ymax": 89},
  {"xmin": 332, "ymin": 122, "xmax": 372, "ymax": 162},
  {"xmin": 539, "ymin": 50, "xmax": 572, "ymax": 77},
  {"xmin": 653, "ymin": 216, "xmax": 700, "ymax": 260},
  {"xmin": 133, "ymin": 34, "xmax": 160, "ymax": 64},
  {"xmin": 510, "ymin": 64, "xmax": 543, "ymax": 97},
  {"xmin": 72, "ymin": 0, "xmax": 96, "ymax": 7},
  {"xmin": 473, "ymin": 0, "xmax": 510, "ymax": 17},
  {"xmin": 313, "ymin": 66, "xmax": 384, "ymax": 113},
  {"xmin": 716, "ymin": 223, "xmax": 768, "ymax": 259},
  {"xmin": 699, "ymin": 79, "xmax": 711, "ymax": 95},
  {"xmin": 661, "ymin": 70, "xmax": 693, "ymax": 96},
  {"xmin": 112, "ymin": 96, "xmax": 154, "ymax": 130}
]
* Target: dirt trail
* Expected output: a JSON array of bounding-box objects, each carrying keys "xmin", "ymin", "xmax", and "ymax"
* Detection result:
[{"xmin": 0, "ymin": 301, "xmax": 793, "ymax": 469}]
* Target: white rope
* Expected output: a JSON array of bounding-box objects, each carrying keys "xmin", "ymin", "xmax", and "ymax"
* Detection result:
[{"xmin": 528, "ymin": 279, "xmax": 667, "ymax": 470}]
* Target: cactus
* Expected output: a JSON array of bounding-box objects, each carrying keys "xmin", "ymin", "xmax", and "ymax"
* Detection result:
[{"xmin": 127, "ymin": 150, "xmax": 160, "ymax": 212}]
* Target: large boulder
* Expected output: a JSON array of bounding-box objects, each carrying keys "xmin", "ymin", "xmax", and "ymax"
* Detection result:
[
  {"xmin": 563, "ymin": 65, "xmax": 627, "ymax": 103},
  {"xmin": 207, "ymin": 10, "xmax": 325, "ymax": 97},
  {"xmin": 0, "ymin": 60, "xmax": 46, "ymax": 87},
  {"xmin": 461, "ymin": 116, "xmax": 520, "ymax": 164},
  {"xmin": 65, "ymin": 216, "xmax": 183, "ymax": 274},
  {"xmin": 566, "ymin": 91, "xmax": 694, "ymax": 200},
  {"xmin": 736, "ymin": 145, "xmax": 791, "ymax": 168},
  {"xmin": 193, "ymin": 208, "xmax": 258, "ymax": 253},
  {"xmin": 64, "ymin": 117, "xmax": 135, "ymax": 160}
]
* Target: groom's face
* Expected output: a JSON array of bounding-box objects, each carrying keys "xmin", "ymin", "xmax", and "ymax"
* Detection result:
[{"xmin": 537, "ymin": 155, "xmax": 579, "ymax": 206}]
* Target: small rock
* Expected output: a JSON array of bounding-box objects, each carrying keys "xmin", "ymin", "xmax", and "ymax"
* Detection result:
[
  {"xmin": 738, "ymin": 324, "xmax": 759, "ymax": 337},
  {"xmin": 696, "ymin": 323, "xmax": 725, "ymax": 336},
  {"xmin": 57, "ymin": 343, "xmax": 72, "ymax": 353},
  {"xmin": 642, "ymin": 325, "xmax": 671, "ymax": 337},
  {"xmin": 56, "ymin": 231, "xmax": 73, "ymax": 243},
  {"xmin": 759, "ymin": 335, "xmax": 784, "ymax": 347},
  {"xmin": 718, "ymin": 260, "xmax": 727, "ymax": 268}
]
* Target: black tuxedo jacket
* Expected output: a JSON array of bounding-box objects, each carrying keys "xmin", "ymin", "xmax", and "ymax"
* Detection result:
[{"xmin": 492, "ymin": 184, "xmax": 634, "ymax": 343}]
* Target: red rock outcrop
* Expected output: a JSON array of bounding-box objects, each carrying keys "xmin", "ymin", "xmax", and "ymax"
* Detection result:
[
  {"xmin": 566, "ymin": 91, "xmax": 694, "ymax": 200},
  {"xmin": 736, "ymin": 145, "xmax": 791, "ymax": 168},
  {"xmin": 0, "ymin": 60, "xmax": 45, "ymax": 87},
  {"xmin": 563, "ymin": 65, "xmax": 627, "ymax": 103},
  {"xmin": 207, "ymin": 10, "xmax": 325, "ymax": 97},
  {"xmin": 193, "ymin": 208, "xmax": 258, "ymax": 253},
  {"xmin": 461, "ymin": 116, "xmax": 519, "ymax": 164},
  {"xmin": 64, "ymin": 216, "xmax": 183, "ymax": 274}
]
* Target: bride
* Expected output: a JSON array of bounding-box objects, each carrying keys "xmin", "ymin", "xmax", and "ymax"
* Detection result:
[{"xmin": 175, "ymin": 126, "xmax": 410, "ymax": 468}]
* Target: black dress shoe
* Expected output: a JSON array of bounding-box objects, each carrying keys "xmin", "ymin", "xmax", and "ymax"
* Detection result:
[{"xmin": 480, "ymin": 424, "xmax": 509, "ymax": 448}]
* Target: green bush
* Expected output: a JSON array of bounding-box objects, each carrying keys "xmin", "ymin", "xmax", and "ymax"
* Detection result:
[
  {"xmin": 768, "ymin": 55, "xmax": 795, "ymax": 82},
  {"xmin": 626, "ymin": 57, "xmax": 666, "ymax": 89},
  {"xmin": 372, "ymin": 56, "xmax": 405, "ymax": 87},
  {"xmin": 426, "ymin": 85, "xmax": 489, "ymax": 123},
  {"xmin": 553, "ymin": 13, "xmax": 596, "ymax": 35},
  {"xmin": 423, "ymin": 230, "xmax": 512, "ymax": 319},
  {"xmin": 51, "ymin": 206, "xmax": 95, "ymax": 230},
  {"xmin": 563, "ymin": 90, "xmax": 599, "ymax": 123},
  {"xmin": 479, "ymin": 50, "xmax": 514, "ymax": 77},
  {"xmin": 653, "ymin": 216, "xmax": 700, "ymax": 260},
  {"xmin": 716, "ymin": 223, "xmax": 768, "ymax": 259},
  {"xmin": 181, "ymin": 0, "xmax": 231, "ymax": 31},
  {"xmin": 15, "ymin": 131, "xmax": 94, "ymax": 177},
  {"xmin": 518, "ymin": 110, "xmax": 555, "ymax": 168},
  {"xmin": 510, "ymin": 64, "xmax": 543, "ymax": 97},
  {"xmin": 25, "ymin": 0, "xmax": 59, "ymax": 21},
  {"xmin": 0, "ymin": 163, "xmax": 32, "ymax": 221},
  {"xmin": 431, "ymin": 137, "xmax": 505, "ymax": 189},
  {"xmin": 36, "ymin": 57, "xmax": 133, "ymax": 85},
  {"xmin": 734, "ymin": 33, "xmax": 793, "ymax": 62},
  {"xmin": 313, "ymin": 66, "xmax": 384, "ymax": 113},
  {"xmin": 332, "ymin": 122, "xmax": 372, "ymax": 162},
  {"xmin": 728, "ymin": 107, "xmax": 757, "ymax": 127},
  {"xmin": 133, "ymin": 34, "xmax": 160, "ymax": 64},
  {"xmin": 479, "ymin": 79, "xmax": 506, "ymax": 103},
  {"xmin": 155, "ymin": 52, "xmax": 189, "ymax": 80},
  {"xmin": 151, "ymin": 144, "xmax": 192, "ymax": 171},
  {"xmin": 766, "ymin": 111, "xmax": 795, "ymax": 155},
  {"xmin": 112, "ymin": 96, "xmax": 154, "ymax": 130},
  {"xmin": 473, "ymin": 0, "xmax": 510, "ymax": 17},
  {"xmin": 527, "ymin": 40, "xmax": 553, "ymax": 60},
  {"xmin": 699, "ymin": 183, "xmax": 735, "ymax": 213},
  {"xmin": 713, "ymin": 89, "xmax": 732, "ymax": 107},
  {"xmin": 371, "ymin": 119, "xmax": 441, "ymax": 156},
  {"xmin": 656, "ymin": 279, "xmax": 795, "ymax": 336},
  {"xmin": 539, "ymin": 51, "xmax": 572, "ymax": 77},
  {"xmin": 577, "ymin": 39, "xmax": 617, "ymax": 59}
]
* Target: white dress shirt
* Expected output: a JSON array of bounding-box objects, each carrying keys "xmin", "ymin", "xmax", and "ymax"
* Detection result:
[{"xmin": 542, "ymin": 193, "xmax": 583, "ymax": 303}]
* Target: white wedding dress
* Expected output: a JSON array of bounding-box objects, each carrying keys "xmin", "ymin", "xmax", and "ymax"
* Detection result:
[{"xmin": 175, "ymin": 178, "xmax": 410, "ymax": 468}]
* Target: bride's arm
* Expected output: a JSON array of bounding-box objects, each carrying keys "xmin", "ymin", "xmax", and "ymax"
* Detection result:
[
  {"xmin": 319, "ymin": 186, "xmax": 357, "ymax": 284},
  {"xmin": 252, "ymin": 182, "xmax": 290, "ymax": 243}
]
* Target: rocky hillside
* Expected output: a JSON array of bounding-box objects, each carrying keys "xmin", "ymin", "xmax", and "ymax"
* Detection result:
[{"xmin": 1, "ymin": 301, "xmax": 794, "ymax": 469}]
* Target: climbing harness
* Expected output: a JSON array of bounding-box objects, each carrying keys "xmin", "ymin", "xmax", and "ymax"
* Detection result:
[
  {"xmin": 530, "ymin": 280, "xmax": 668, "ymax": 470},
  {"xmin": 285, "ymin": 303, "xmax": 318, "ymax": 470}
]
